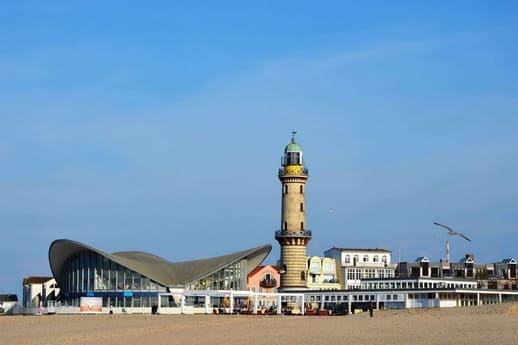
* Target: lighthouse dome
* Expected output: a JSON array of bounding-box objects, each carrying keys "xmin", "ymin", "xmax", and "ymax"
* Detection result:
[
  {"xmin": 282, "ymin": 133, "xmax": 305, "ymax": 168},
  {"xmin": 284, "ymin": 134, "xmax": 303, "ymax": 153},
  {"xmin": 284, "ymin": 141, "xmax": 303, "ymax": 153}
]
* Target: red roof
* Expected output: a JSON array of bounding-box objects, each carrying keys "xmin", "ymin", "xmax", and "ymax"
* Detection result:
[
  {"xmin": 23, "ymin": 276, "xmax": 54, "ymax": 285},
  {"xmin": 247, "ymin": 265, "xmax": 280, "ymax": 278},
  {"xmin": 247, "ymin": 265, "xmax": 265, "ymax": 278}
]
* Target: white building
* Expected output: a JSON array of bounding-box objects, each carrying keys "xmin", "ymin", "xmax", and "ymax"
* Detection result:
[
  {"xmin": 22, "ymin": 276, "xmax": 60, "ymax": 310},
  {"xmin": 324, "ymin": 247, "xmax": 395, "ymax": 289},
  {"xmin": 0, "ymin": 294, "xmax": 18, "ymax": 315}
]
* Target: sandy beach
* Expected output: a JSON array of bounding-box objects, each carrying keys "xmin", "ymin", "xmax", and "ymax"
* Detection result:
[{"xmin": 1, "ymin": 303, "xmax": 517, "ymax": 345}]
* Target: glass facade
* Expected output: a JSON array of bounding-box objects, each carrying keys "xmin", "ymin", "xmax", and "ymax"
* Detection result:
[
  {"xmin": 185, "ymin": 259, "xmax": 247, "ymax": 291},
  {"xmin": 58, "ymin": 251, "xmax": 250, "ymax": 308},
  {"xmin": 61, "ymin": 250, "xmax": 167, "ymax": 307}
]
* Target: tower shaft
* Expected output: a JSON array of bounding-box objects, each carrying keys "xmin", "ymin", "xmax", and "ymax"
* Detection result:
[
  {"xmin": 275, "ymin": 133, "xmax": 311, "ymax": 290},
  {"xmin": 281, "ymin": 176, "xmax": 307, "ymax": 231}
]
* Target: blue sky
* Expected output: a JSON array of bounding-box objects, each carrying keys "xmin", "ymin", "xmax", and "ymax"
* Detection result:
[{"xmin": 1, "ymin": 1, "xmax": 518, "ymax": 296}]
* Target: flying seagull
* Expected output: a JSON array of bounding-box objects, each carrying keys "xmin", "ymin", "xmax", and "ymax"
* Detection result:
[{"xmin": 433, "ymin": 222, "xmax": 471, "ymax": 242}]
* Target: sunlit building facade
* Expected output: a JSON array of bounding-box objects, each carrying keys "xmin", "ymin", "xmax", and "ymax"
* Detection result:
[
  {"xmin": 324, "ymin": 247, "xmax": 395, "ymax": 289},
  {"xmin": 306, "ymin": 256, "xmax": 340, "ymax": 290}
]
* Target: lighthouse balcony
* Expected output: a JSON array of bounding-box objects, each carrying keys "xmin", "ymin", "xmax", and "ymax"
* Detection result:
[
  {"xmin": 278, "ymin": 167, "xmax": 308, "ymax": 177},
  {"xmin": 275, "ymin": 230, "xmax": 312, "ymax": 238}
]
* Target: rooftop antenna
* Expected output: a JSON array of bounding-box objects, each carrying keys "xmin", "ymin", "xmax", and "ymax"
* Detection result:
[
  {"xmin": 291, "ymin": 130, "xmax": 297, "ymax": 142},
  {"xmin": 446, "ymin": 240, "xmax": 450, "ymax": 262}
]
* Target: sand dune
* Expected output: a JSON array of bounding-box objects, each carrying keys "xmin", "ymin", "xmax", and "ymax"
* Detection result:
[{"xmin": 1, "ymin": 303, "xmax": 517, "ymax": 345}]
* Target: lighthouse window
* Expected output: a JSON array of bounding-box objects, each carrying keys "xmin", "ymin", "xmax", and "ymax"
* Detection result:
[
  {"xmin": 300, "ymin": 203, "xmax": 304, "ymax": 211},
  {"xmin": 300, "ymin": 222, "xmax": 304, "ymax": 230},
  {"xmin": 284, "ymin": 185, "xmax": 288, "ymax": 194},
  {"xmin": 286, "ymin": 152, "xmax": 301, "ymax": 165},
  {"xmin": 283, "ymin": 222, "xmax": 287, "ymax": 230},
  {"xmin": 301, "ymin": 271, "xmax": 306, "ymax": 281},
  {"xmin": 300, "ymin": 185, "xmax": 304, "ymax": 194}
]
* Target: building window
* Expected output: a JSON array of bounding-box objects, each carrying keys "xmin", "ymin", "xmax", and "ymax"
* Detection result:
[
  {"xmin": 300, "ymin": 271, "xmax": 306, "ymax": 281},
  {"xmin": 363, "ymin": 255, "xmax": 369, "ymax": 263},
  {"xmin": 344, "ymin": 255, "xmax": 350, "ymax": 264},
  {"xmin": 300, "ymin": 222, "xmax": 304, "ymax": 230},
  {"xmin": 300, "ymin": 185, "xmax": 304, "ymax": 194},
  {"xmin": 323, "ymin": 262, "xmax": 331, "ymax": 272},
  {"xmin": 300, "ymin": 203, "xmax": 304, "ymax": 212},
  {"xmin": 311, "ymin": 262, "xmax": 319, "ymax": 273},
  {"xmin": 283, "ymin": 222, "xmax": 287, "ymax": 230},
  {"xmin": 373, "ymin": 255, "xmax": 379, "ymax": 263},
  {"xmin": 284, "ymin": 185, "xmax": 288, "ymax": 194},
  {"xmin": 286, "ymin": 152, "xmax": 301, "ymax": 165}
]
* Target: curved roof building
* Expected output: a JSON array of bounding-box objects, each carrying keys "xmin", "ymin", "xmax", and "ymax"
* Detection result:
[{"xmin": 48, "ymin": 239, "xmax": 271, "ymax": 307}]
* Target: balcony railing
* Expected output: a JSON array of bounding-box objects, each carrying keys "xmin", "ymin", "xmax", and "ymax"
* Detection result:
[
  {"xmin": 278, "ymin": 167, "xmax": 309, "ymax": 176},
  {"xmin": 259, "ymin": 278, "xmax": 277, "ymax": 288},
  {"xmin": 323, "ymin": 278, "xmax": 339, "ymax": 284},
  {"xmin": 275, "ymin": 230, "xmax": 312, "ymax": 238}
]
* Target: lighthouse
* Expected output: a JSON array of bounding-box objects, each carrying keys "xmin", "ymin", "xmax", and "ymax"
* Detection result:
[{"xmin": 275, "ymin": 132, "xmax": 311, "ymax": 290}]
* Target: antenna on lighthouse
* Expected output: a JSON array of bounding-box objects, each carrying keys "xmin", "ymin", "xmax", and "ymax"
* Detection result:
[{"xmin": 446, "ymin": 240, "xmax": 450, "ymax": 262}]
